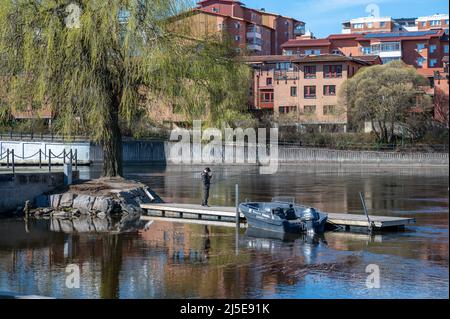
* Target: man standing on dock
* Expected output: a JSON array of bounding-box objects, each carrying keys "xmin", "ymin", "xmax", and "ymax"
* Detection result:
[{"xmin": 201, "ymin": 168, "xmax": 212, "ymax": 207}]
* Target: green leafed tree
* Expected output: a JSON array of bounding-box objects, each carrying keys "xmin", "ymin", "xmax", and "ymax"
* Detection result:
[
  {"xmin": 0, "ymin": 0, "xmax": 251, "ymax": 177},
  {"xmin": 340, "ymin": 61, "xmax": 433, "ymax": 143}
]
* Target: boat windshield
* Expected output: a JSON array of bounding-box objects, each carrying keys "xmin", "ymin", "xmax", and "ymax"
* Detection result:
[{"xmin": 271, "ymin": 197, "xmax": 296, "ymax": 204}]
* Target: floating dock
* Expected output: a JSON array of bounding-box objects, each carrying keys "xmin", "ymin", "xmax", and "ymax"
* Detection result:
[{"xmin": 140, "ymin": 203, "xmax": 415, "ymax": 231}]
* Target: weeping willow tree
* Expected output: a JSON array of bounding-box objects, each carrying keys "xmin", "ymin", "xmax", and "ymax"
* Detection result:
[{"xmin": 0, "ymin": 0, "xmax": 251, "ymax": 177}]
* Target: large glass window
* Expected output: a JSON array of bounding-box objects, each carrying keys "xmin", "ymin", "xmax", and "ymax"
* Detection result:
[
  {"xmin": 324, "ymin": 65, "xmax": 342, "ymax": 78},
  {"xmin": 304, "ymin": 65, "xmax": 316, "ymax": 78}
]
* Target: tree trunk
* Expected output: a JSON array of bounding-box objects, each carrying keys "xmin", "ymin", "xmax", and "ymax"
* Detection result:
[{"xmin": 101, "ymin": 97, "xmax": 123, "ymax": 178}]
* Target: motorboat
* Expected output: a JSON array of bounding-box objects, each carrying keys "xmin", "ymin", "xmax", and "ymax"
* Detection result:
[{"xmin": 239, "ymin": 197, "xmax": 328, "ymax": 234}]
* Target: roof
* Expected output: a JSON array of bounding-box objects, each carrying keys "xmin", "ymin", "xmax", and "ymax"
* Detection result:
[
  {"xmin": 197, "ymin": 0, "xmax": 243, "ymax": 4},
  {"xmin": 417, "ymin": 13, "xmax": 449, "ymax": 22},
  {"xmin": 241, "ymin": 55, "xmax": 298, "ymax": 63},
  {"xmin": 327, "ymin": 34, "xmax": 360, "ymax": 39},
  {"xmin": 362, "ymin": 30, "xmax": 441, "ymax": 39},
  {"xmin": 351, "ymin": 55, "xmax": 382, "ymax": 63},
  {"xmin": 281, "ymin": 39, "xmax": 331, "ymax": 48},
  {"xmin": 242, "ymin": 54, "xmax": 376, "ymax": 66}
]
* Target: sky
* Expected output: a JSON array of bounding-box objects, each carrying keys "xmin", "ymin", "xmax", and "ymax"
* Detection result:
[{"xmin": 241, "ymin": 0, "xmax": 449, "ymax": 37}]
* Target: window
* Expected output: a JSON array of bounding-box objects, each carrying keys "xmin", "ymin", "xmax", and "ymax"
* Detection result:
[
  {"xmin": 430, "ymin": 20, "xmax": 441, "ymax": 26},
  {"xmin": 218, "ymin": 23, "xmax": 224, "ymax": 30},
  {"xmin": 276, "ymin": 62, "xmax": 293, "ymax": 70},
  {"xmin": 421, "ymin": 21, "xmax": 426, "ymax": 27},
  {"xmin": 304, "ymin": 49, "xmax": 320, "ymax": 55},
  {"xmin": 284, "ymin": 50, "xmax": 294, "ymax": 56},
  {"xmin": 331, "ymin": 50, "xmax": 342, "ymax": 55},
  {"xmin": 380, "ymin": 22, "xmax": 386, "ymax": 27},
  {"xmin": 235, "ymin": 22, "xmax": 241, "ymax": 29},
  {"xmin": 353, "ymin": 23, "xmax": 364, "ymax": 29},
  {"xmin": 234, "ymin": 35, "xmax": 241, "ymax": 41},
  {"xmin": 260, "ymin": 92, "xmax": 274, "ymax": 102},
  {"xmin": 323, "ymin": 105, "xmax": 336, "ymax": 115},
  {"xmin": 416, "ymin": 43, "xmax": 425, "ymax": 52},
  {"xmin": 304, "ymin": 65, "xmax": 316, "ymax": 78},
  {"xmin": 323, "ymin": 85, "xmax": 336, "ymax": 96},
  {"xmin": 429, "ymin": 59, "xmax": 437, "ymax": 67},
  {"xmin": 304, "ymin": 105, "xmax": 316, "ymax": 114},
  {"xmin": 446, "ymin": 20, "xmax": 449, "ymax": 25},
  {"xmin": 285, "ymin": 21, "xmax": 290, "ymax": 26},
  {"xmin": 381, "ymin": 57, "xmax": 401, "ymax": 64},
  {"xmin": 290, "ymin": 86, "xmax": 297, "ymax": 97},
  {"xmin": 279, "ymin": 106, "xmax": 297, "ymax": 114},
  {"xmin": 429, "ymin": 45, "xmax": 437, "ymax": 54},
  {"xmin": 367, "ymin": 22, "xmax": 373, "ymax": 28},
  {"xmin": 361, "ymin": 46, "xmax": 371, "ymax": 55},
  {"xmin": 416, "ymin": 57, "xmax": 426, "ymax": 67},
  {"xmin": 444, "ymin": 45, "xmax": 449, "ymax": 54},
  {"xmin": 266, "ymin": 78, "xmax": 273, "ymax": 86},
  {"xmin": 212, "ymin": 7, "xmax": 219, "ymax": 13},
  {"xmin": 304, "ymin": 86, "xmax": 316, "ymax": 99},
  {"xmin": 324, "ymin": 65, "xmax": 342, "ymax": 78}
]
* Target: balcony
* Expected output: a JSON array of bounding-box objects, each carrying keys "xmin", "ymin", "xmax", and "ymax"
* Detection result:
[
  {"xmin": 247, "ymin": 44, "xmax": 262, "ymax": 51},
  {"xmin": 247, "ymin": 25, "xmax": 262, "ymax": 40}
]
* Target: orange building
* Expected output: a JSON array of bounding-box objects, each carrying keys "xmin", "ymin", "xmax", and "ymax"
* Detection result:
[{"xmin": 245, "ymin": 54, "xmax": 381, "ymax": 132}]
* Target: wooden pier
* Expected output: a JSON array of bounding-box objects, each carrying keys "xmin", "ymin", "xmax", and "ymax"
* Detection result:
[{"xmin": 140, "ymin": 203, "xmax": 415, "ymax": 231}]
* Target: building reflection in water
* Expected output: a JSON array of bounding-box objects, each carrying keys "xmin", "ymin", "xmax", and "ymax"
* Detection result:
[{"xmin": 0, "ymin": 165, "xmax": 448, "ymax": 298}]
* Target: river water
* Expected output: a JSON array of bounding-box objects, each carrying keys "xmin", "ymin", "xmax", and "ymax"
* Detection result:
[{"xmin": 0, "ymin": 164, "xmax": 448, "ymax": 298}]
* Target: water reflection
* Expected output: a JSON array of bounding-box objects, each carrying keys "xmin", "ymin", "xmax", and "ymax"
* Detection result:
[{"xmin": 0, "ymin": 164, "xmax": 448, "ymax": 298}]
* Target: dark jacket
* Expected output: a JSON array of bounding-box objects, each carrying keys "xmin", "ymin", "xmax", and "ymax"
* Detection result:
[{"xmin": 201, "ymin": 171, "xmax": 212, "ymax": 187}]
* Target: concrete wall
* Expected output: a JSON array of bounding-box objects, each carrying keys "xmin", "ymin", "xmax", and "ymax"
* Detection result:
[
  {"xmin": 2, "ymin": 140, "xmax": 448, "ymax": 167},
  {"xmin": 0, "ymin": 171, "xmax": 79, "ymax": 214},
  {"xmin": 0, "ymin": 140, "xmax": 91, "ymax": 164}
]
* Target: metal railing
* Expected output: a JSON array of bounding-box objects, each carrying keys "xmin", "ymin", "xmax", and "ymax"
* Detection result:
[
  {"xmin": 0, "ymin": 148, "xmax": 78, "ymax": 174},
  {"xmin": 0, "ymin": 131, "xmax": 90, "ymax": 142}
]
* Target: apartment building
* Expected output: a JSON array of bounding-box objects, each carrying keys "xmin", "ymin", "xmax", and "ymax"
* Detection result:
[
  {"xmin": 342, "ymin": 14, "xmax": 449, "ymax": 34},
  {"xmin": 245, "ymin": 54, "xmax": 381, "ymax": 131},
  {"xmin": 281, "ymin": 29, "xmax": 449, "ymax": 68},
  {"xmin": 178, "ymin": 0, "xmax": 306, "ymax": 55}
]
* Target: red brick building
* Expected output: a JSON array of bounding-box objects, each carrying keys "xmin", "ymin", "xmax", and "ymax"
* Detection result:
[
  {"xmin": 281, "ymin": 29, "xmax": 449, "ymax": 68},
  {"xmin": 186, "ymin": 0, "xmax": 306, "ymax": 55}
]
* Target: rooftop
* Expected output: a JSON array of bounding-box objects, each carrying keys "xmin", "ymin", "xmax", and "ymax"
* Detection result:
[
  {"xmin": 242, "ymin": 54, "xmax": 376, "ymax": 65},
  {"xmin": 281, "ymin": 38, "xmax": 331, "ymax": 48}
]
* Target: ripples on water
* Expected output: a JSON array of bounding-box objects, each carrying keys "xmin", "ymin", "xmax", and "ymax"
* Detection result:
[{"xmin": 0, "ymin": 164, "xmax": 448, "ymax": 298}]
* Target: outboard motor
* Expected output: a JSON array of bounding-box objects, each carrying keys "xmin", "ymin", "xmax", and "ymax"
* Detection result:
[{"xmin": 302, "ymin": 208, "xmax": 319, "ymax": 221}]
